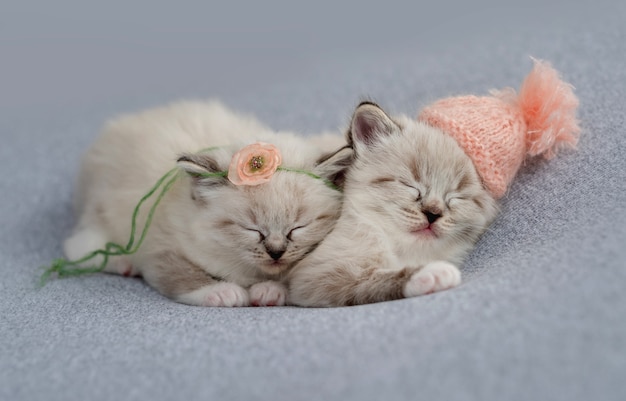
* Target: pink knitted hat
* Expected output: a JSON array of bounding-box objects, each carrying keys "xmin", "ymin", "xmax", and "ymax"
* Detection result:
[{"xmin": 418, "ymin": 58, "xmax": 580, "ymax": 198}]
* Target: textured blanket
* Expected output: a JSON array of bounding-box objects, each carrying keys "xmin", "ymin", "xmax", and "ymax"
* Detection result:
[{"xmin": 2, "ymin": 1, "xmax": 624, "ymax": 400}]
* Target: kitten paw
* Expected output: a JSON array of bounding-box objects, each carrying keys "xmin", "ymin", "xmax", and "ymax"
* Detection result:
[
  {"xmin": 63, "ymin": 229, "xmax": 107, "ymax": 266},
  {"xmin": 403, "ymin": 261, "xmax": 461, "ymax": 298},
  {"xmin": 201, "ymin": 282, "xmax": 249, "ymax": 307},
  {"xmin": 249, "ymin": 281, "xmax": 287, "ymax": 307}
]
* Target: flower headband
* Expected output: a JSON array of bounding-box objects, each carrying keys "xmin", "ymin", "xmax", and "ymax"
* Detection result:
[
  {"xmin": 227, "ymin": 142, "xmax": 282, "ymax": 186},
  {"xmin": 40, "ymin": 142, "xmax": 341, "ymax": 285},
  {"xmin": 195, "ymin": 142, "xmax": 340, "ymax": 191}
]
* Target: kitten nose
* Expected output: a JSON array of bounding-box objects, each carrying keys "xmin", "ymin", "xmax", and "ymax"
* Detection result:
[
  {"xmin": 423, "ymin": 210, "xmax": 441, "ymax": 224},
  {"xmin": 266, "ymin": 248, "xmax": 286, "ymax": 261}
]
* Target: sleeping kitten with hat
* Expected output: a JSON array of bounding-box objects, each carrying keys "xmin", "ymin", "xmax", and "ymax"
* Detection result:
[{"xmin": 287, "ymin": 58, "xmax": 581, "ymax": 307}]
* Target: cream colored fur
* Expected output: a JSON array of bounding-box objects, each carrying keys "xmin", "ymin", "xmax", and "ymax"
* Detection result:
[
  {"xmin": 287, "ymin": 103, "xmax": 499, "ymax": 307},
  {"xmin": 64, "ymin": 100, "xmax": 350, "ymax": 307}
]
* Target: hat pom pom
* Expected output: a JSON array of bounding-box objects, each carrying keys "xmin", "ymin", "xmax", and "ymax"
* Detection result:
[{"xmin": 515, "ymin": 58, "xmax": 581, "ymax": 158}]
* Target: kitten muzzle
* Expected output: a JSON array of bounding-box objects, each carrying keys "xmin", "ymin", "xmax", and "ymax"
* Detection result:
[
  {"xmin": 410, "ymin": 223, "xmax": 439, "ymax": 239},
  {"xmin": 266, "ymin": 249, "xmax": 286, "ymax": 261}
]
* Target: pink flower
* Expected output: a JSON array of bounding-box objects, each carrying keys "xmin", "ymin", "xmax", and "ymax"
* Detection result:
[{"xmin": 227, "ymin": 142, "xmax": 282, "ymax": 186}]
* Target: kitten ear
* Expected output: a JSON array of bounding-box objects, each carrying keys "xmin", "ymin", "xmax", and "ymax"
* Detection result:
[
  {"xmin": 313, "ymin": 145, "xmax": 354, "ymax": 189},
  {"xmin": 347, "ymin": 102, "xmax": 399, "ymax": 148},
  {"xmin": 177, "ymin": 153, "xmax": 227, "ymax": 186}
]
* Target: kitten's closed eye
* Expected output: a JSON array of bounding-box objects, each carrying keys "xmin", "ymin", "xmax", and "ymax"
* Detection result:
[
  {"xmin": 400, "ymin": 181, "xmax": 422, "ymax": 202},
  {"xmin": 445, "ymin": 194, "xmax": 466, "ymax": 208},
  {"xmin": 244, "ymin": 228, "xmax": 266, "ymax": 242},
  {"xmin": 371, "ymin": 177, "xmax": 423, "ymax": 201},
  {"xmin": 243, "ymin": 226, "xmax": 308, "ymax": 242},
  {"xmin": 287, "ymin": 226, "xmax": 306, "ymax": 241}
]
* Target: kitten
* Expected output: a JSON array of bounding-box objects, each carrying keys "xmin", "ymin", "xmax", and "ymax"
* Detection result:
[
  {"xmin": 64, "ymin": 100, "xmax": 351, "ymax": 307},
  {"xmin": 287, "ymin": 102, "xmax": 499, "ymax": 307}
]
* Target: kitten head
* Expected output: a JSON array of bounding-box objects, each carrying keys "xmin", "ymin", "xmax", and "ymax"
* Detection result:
[
  {"xmin": 344, "ymin": 102, "xmax": 499, "ymax": 264},
  {"xmin": 176, "ymin": 138, "xmax": 352, "ymax": 278}
]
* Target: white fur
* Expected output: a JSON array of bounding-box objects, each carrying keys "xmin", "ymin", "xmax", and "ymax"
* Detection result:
[
  {"xmin": 403, "ymin": 261, "xmax": 462, "ymax": 297},
  {"xmin": 177, "ymin": 282, "xmax": 249, "ymax": 307},
  {"xmin": 287, "ymin": 103, "xmax": 499, "ymax": 307},
  {"xmin": 249, "ymin": 281, "xmax": 288, "ymax": 306},
  {"xmin": 65, "ymin": 100, "xmax": 349, "ymax": 306}
]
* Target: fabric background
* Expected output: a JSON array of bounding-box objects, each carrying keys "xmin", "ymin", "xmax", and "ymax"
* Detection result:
[{"xmin": 2, "ymin": 1, "xmax": 625, "ymax": 400}]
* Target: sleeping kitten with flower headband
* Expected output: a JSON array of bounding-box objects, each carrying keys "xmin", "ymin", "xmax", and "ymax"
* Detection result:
[{"xmin": 63, "ymin": 100, "xmax": 351, "ymax": 307}]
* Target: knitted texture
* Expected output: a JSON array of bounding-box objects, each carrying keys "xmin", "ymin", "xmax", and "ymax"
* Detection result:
[{"xmin": 418, "ymin": 58, "xmax": 580, "ymax": 198}]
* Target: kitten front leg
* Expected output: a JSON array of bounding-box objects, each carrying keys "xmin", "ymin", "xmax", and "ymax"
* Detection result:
[
  {"xmin": 403, "ymin": 261, "xmax": 461, "ymax": 298},
  {"xmin": 288, "ymin": 262, "xmax": 423, "ymax": 307},
  {"xmin": 142, "ymin": 252, "xmax": 249, "ymax": 307},
  {"xmin": 289, "ymin": 260, "xmax": 460, "ymax": 307},
  {"xmin": 249, "ymin": 281, "xmax": 287, "ymax": 307}
]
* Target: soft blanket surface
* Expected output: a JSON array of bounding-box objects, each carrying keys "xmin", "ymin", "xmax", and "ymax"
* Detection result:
[{"xmin": 2, "ymin": 1, "xmax": 625, "ymax": 400}]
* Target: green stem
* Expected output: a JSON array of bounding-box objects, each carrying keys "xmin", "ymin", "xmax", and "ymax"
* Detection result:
[
  {"xmin": 276, "ymin": 167, "xmax": 340, "ymax": 191},
  {"xmin": 40, "ymin": 168, "xmax": 180, "ymax": 286}
]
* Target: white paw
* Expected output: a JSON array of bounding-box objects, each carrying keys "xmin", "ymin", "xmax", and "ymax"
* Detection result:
[
  {"xmin": 249, "ymin": 281, "xmax": 287, "ymax": 307},
  {"xmin": 403, "ymin": 261, "xmax": 461, "ymax": 298},
  {"xmin": 201, "ymin": 282, "xmax": 250, "ymax": 307},
  {"xmin": 63, "ymin": 229, "xmax": 107, "ymax": 266},
  {"xmin": 64, "ymin": 230, "xmax": 136, "ymax": 276}
]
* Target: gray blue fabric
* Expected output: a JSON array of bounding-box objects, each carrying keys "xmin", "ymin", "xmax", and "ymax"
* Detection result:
[{"xmin": 2, "ymin": 1, "xmax": 625, "ymax": 400}]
